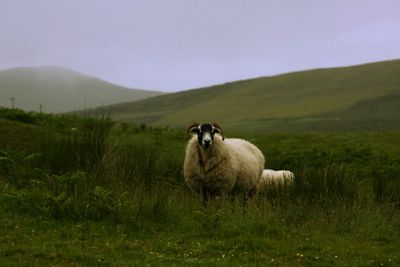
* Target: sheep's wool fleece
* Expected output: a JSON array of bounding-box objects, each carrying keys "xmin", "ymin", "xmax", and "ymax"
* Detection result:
[
  {"xmin": 184, "ymin": 135, "xmax": 264, "ymax": 196},
  {"xmin": 260, "ymin": 170, "xmax": 294, "ymax": 187}
]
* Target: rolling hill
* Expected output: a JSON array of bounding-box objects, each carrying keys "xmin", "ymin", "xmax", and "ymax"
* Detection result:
[
  {"xmin": 106, "ymin": 59, "xmax": 400, "ymax": 132},
  {"xmin": 0, "ymin": 66, "xmax": 162, "ymax": 113}
]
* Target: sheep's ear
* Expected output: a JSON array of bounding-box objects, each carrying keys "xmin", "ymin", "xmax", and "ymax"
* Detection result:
[
  {"xmin": 187, "ymin": 122, "xmax": 200, "ymax": 135},
  {"xmin": 212, "ymin": 122, "xmax": 225, "ymax": 140}
]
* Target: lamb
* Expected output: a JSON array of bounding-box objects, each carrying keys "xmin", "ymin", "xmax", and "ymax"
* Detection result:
[
  {"xmin": 183, "ymin": 122, "xmax": 265, "ymax": 205},
  {"xmin": 260, "ymin": 169, "xmax": 295, "ymax": 188}
]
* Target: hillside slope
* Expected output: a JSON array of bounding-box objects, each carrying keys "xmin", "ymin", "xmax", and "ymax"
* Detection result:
[
  {"xmin": 0, "ymin": 66, "xmax": 162, "ymax": 113},
  {"xmin": 107, "ymin": 60, "xmax": 400, "ymax": 131},
  {"xmin": 0, "ymin": 118, "xmax": 42, "ymax": 151}
]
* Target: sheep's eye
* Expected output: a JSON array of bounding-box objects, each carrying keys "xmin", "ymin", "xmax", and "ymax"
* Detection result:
[{"xmin": 190, "ymin": 127, "xmax": 200, "ymax": 134}]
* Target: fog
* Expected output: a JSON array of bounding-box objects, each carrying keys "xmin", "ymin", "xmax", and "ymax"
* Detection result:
[{"xmin": 1, "ymin": 0, "xmax": 399, "ymax": 91}]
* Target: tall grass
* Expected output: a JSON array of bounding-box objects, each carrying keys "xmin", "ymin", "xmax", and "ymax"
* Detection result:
[
  {"xmin": 38, "ymin": 115, "xmax": 114, "ymax": 174},
  {"xmin": 1, "ymin": 108, "xmax": 400, "ymax": 226},
  {"xmin": 373, "ymin": 163, "xmax": 400, "ymax": 206}
]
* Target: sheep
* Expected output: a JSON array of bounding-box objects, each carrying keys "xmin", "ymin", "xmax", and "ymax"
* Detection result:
[
  {"xmin": 260, "ymin": 169, "xmax": 295, "ymax": 188},
  {"xmin": 183, "ymin": 122, "xmax": 265, "ymax": 206}
]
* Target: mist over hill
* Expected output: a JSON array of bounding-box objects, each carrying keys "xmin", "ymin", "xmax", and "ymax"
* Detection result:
[
  {"xmin": 105, "ymin": 59, "xmax": 400, "ymax": 132},
  {"xmin": 0, "ymin": 66, "xmax": 162, "ymax": 113}
]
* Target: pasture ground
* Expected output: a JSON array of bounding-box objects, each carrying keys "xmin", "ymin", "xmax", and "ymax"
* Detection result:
[{"xmin": 1, "ymin": 109, "xmax": 399, "ymax": 266}]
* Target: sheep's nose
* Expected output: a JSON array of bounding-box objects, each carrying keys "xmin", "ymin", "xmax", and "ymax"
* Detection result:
[{"xmin": 203, "ymin": 139, "xmax": 211, "ymax": 147}]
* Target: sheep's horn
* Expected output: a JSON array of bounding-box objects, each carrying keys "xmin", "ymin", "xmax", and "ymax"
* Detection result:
[
  {"xmin": 212, "ymin": 122, "xmax": 225, "ymax": 140},
  {"xmin": 187, "ymin": 122, "xmax": 200, "ymax": 134}
]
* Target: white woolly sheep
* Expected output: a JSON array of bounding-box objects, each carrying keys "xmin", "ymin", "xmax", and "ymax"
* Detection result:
[
  {"xmin": 183, "ymin": 122, "xmax": 265, "ymax": 205},
  {"xmin": 260, "ymin": 169, "xmax": 295, "ymax": 188}
]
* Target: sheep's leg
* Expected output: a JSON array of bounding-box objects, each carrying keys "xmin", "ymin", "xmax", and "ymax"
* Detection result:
[
  {"xmin": 242, "ymin": 186, "xmax": 258, "ymax": 210},
  {"xmin": 247, "ymin": 185, "xmax": 258, "ymax": 199},
  {"xmin": 202, "ymin": 187, "xmax": 209, "ymax": 210},
  {"xmin": 239, "ymin": 193, "xmax": 250, "ymax": 213}
]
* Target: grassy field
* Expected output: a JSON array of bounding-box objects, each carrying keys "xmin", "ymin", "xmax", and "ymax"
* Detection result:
[
  {"xmin": 104, "ymin": 59, "xmax": 400, "ymax": 132},
  {"xmin": 1, "ymin": 108, "xmax": 400, "ymax": 266}
]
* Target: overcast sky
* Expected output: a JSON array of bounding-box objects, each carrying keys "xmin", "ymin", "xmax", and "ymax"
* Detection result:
[{"xmin": 0, "ymin": 0, "xmax": 399, "ymax": 92}]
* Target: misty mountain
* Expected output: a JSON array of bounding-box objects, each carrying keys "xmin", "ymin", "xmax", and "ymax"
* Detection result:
[{"xmin": 0, "ymin": 66, "xmax": 163, "ymax": 113}]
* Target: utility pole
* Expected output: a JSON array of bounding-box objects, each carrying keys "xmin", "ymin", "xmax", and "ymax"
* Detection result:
[
  {"xmin": 39, "ymin": 104, "xmax": 43, "ymax": 113},
  {"xmin": 9, "ymin": 97, "xmax": 16, "ymax": 109}
]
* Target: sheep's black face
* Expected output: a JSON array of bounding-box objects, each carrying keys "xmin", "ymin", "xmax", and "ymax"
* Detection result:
[
  {"xmin": 189, "ymin": 123, "xmax": 223, "ymax": 150},
  {"xmin": 199, "ymin": 124, "xmax": 214, "ymax": 149}
]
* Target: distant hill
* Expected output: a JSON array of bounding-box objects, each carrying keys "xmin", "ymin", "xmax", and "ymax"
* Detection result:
[
  {"xmin": 0, "ymin": 66, "xmax": 163, "ymax": 113},
  {"xmin": 106, "ymin": 59, "xmax": 400, "ymax": 132}
]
